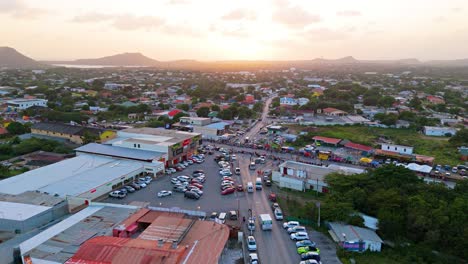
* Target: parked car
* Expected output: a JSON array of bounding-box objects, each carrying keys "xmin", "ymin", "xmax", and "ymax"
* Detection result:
[
  {"xmin": 272, "ymin": 203, "xmax": 280, "ymax": 211},
  {"xmin": 191, "ymin": 188, "xmax": 203, "ymax": 196},
  {"xmin": 265, "ymin": 180, "xmax": 272, "ymax": 186},
  {"xmin": 177, "ymin": 175, "xmax": 191, "ymax": 182},
  {"xmin": 171, "ymin": 178, "xmax": 181, "ymax": 184},
  {"xmin": 129, "ymin": 182, "xmax": 141, "ymax": 190},
  {"xmin": 297, "ymin": 246, "xmax": 320, "ymax": 255},
  {"xmin": 288, "ymin": 226, "xmax": 307, "ymax": 234},
  {"xmin": 109, "ymin": 190, "xmax": 126, "ymax": 198},
  {"xmin": 184, "ymin": 191, "xmax": 200, "ymax": 200},
  {"xmin": 283, "ymin": 220, "xmax": 299, "ymax": 229},
  {"xmin": 136, "ymin": 181, "xmax": 147, "ymax": 188},
  {"xmin": 173, "ymin": 186, "xmax": 187, "ymax": 193},
  {"xmin": 124, "ymin": 186, "xmax": 136, "ymax": 193},
  {"xmin": 221, "ymin": 187, "xmax": 236, "ymax": 195},
  {"xmin": 118, "ymin": 188, "xmax": 127, "ymax": 194},
  {"xmin": 157, "ymin": 190, "xmax": 172, "ymax": 198},
  {"xmin": 299, "ymin": 260, "xmax": 320, "ymax": 264},
  {"xmin": 237, "ymin": 185, "xmax": 244, "ymax": 192},
  {"xmin": 187, "ymin": 160, "xmax": 194, "ymax": 165},
  {"xmin": 274, "ymin": 208, "xmax": 283, "ymax": 220},
  {"xmin": 210, "ymin": 212, "xmax": 218, "ymax": 220},
  {"xmin": 229, "ymin": 210, "xmax": 238, "ymax": 220},
  {"xmin": 296, "ymin": 240, "xmax": 316, "ymax": 248},
  {"xmin": 291, "ymin": 231, "xmax": 309, "ymax": 241},
  {"xmin": 247, "ymin": 236, "xmax": 257, "ymax": 251},
  {"xmin": 249, "ymin": 253, "xmax": 259, "ymax": 264},
  {"xmin": 167, "ymin": 168, "xmax": 177, "ymax": 173},
  {"xmin": 300, "ymin": 251, "xmax": 321, "ymax": 262},
  {"xmin": 190, "ymin": 182, "xmax": 203, "ymax": 189},
  {"xmin": 221, "ymin": 184, "xmax": 235, "ymax": 191}
]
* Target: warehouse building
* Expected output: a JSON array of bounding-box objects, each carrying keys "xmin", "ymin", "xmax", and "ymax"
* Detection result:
[
  {"xmin": 0, "ymin": 154, "xmax": 164, "ymax": 210},
  {"xmin": 328, "ymin": 222, "xmax": 383, "ymax": 252}
]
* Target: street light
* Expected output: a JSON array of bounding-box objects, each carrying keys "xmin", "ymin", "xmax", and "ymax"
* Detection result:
[{"xmin": 316, "ymin": 202, "xmax": 321, "ymax": 228}]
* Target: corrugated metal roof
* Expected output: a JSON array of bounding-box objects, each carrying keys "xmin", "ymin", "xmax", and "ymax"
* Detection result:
[
  {"xmin": 75, "ymin": 143, "xmax": 165, "ymax": 161},
  {"xmin": 138, "ymin": 215, "xmax": 190, "ymax": 242},
  {"xmin": 329, "ymin": 222, "xmax": 383, "ymax": 243},
  {"xmin": 116, "ymin": 208, "xmax": 150, "ymax": 230}
]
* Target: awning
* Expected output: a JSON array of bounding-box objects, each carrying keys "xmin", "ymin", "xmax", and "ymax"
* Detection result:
[{"xmin": 360, "ymin": 157, "xmax": 373, "ymax": 163}]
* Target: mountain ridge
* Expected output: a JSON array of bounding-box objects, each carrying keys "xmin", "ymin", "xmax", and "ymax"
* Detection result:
[{"xmin": 0, "ymin": 47, "xmax": 45, "ymax": 68}]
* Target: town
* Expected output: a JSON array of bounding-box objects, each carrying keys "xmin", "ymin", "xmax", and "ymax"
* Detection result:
[{"xmin": 0, "ymin": 59, "xmax": 467, "ymax": 264}]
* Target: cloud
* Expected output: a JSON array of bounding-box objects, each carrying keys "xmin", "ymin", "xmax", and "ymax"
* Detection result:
[
  {"xmin": 304, "ymin": 27, "xmax": 351, "ymax": 41},
  {"xmin": 433, "ymin": 16, "xmax": 446, "ymax": 23},
  {"xmin": 451, "ymin": 7, "xmax": 462, "ymax": 12},
  {"xmin": 337, "ymin": 10, "xmax": 362, "ymax": 17},
  {"xmin": 273, "ymin": 5, "xmax": 321, "ymax": 28},
  {"xmin": 209, "ymin": 24, "xmax": 250, "ymax": 38},
  {"xmin": 0, "ymin": 0, "xmax": 47, "ymax": 19},
  {"xmin": 166, "ymin": 0, "xmax": 190, "ymax": 4},
  {"xmin": 72, "ymin": 13, "xmax": 165, "ymax": 31},
  {"xmin": 221, "ymin": 9, "xmax": 256, "ymax": 21}
]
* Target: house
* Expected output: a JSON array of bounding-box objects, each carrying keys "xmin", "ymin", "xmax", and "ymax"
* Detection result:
[
  {"xmin": 6, "ymin": 99, "xmax": 48, "ymax": 111},
  {"xmin": 321, "ymin": 107, "xmax": 348, "ymax": 116},
  {"xmin": 328, "ymin": 222, "xmax": 383, "ymax": 252},
  {"xmin": 423, "ymin": 126, "xmax": 458, "ymax": 137},
  {"xmin": 280, "ymin": 97, "xmax": 297, "ymax": 106},
  {"xmin": 380, "ymin": 143, "xmax": 413, "ymax": 155},
  {"xmin": 179, "ymin": 117, "xmax": 212, "ymax": 126},
  {"xmin": 31, "ymin": 122, "xmax": 115, "ymax": 144},
  {"xmin": 312, "ymin": 136, "xmax": 341, "ymax": 147},
  {"xmin": 266, "ymin": 125, "xmax": 288, "ymax": 135},
  {"xmin": 426, "ymin": 95, "xmax": 445, "ymax": 104},
  {"xmin": 344, "ymin": 142, "xmax": 374, "ymax": 155},
  {"xmin": 244, "ymin": 94, "xmax": 255, "ymax": 104},
  {"xmin": 168, "ymin": 109, "xmax": 183, "ymax": 119}
]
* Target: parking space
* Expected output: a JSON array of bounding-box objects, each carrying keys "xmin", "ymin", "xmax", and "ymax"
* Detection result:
[{"xmin": 103, "ymin": 156, "xmax": 247, "ymax": 214}]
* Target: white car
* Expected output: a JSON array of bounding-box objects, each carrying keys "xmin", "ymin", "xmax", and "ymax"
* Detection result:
[
  {"xmin": 187, "ymin": 160, "xmax": 194, "ymax": 165},
  {"xmin": 171, "ymin": 178, "xmax": 181, "ymax": 184},
  {"xmin": 136, "ymin": 181, "xmax": 147, "ymax": 188},
  {"xmin": 231, "ymin": 154, "xmax": 237, "ymax": 160},
  {"xmin": 249, "ymin": 253, "xmax": 259, "ymax": 264},
  {"xmin": 288, "ymin": 226, "xmax": 306, "ymax": 234},
  {"xmin": 177, "ymin": 175, "xmax": 191, "ymax": 182},
  {"xmin": 283, "ymin": 221, "xmax": 300, "ymax": 229},
  {"xmin": 168, "ymin": 168, "xmax": 177, "ymax": 173},
  {"xmin": 157, "ymin": 190, "xmax": 172, "ymax": 197},
  {"xmin": 291, "ymin": 231, "xmax": 309, "ymax": 241},
  {"xmin": 109, "ymin": 190, "xmax": 126, "ymax": 198},
  {"xmin": 247, "ymin": 236, "xmax": 257, "ymax": 251}
]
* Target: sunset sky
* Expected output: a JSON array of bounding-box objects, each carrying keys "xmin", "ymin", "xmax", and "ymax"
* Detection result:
[{"xmin": 1, "ymin": 0, "xmax": 467, "ymax": 61}]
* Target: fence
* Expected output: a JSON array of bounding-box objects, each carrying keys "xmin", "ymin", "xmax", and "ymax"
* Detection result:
[
  {"xmin": 285, "ymin": 216, "xmax": 315, "ymax": 226},
  {"xmin": 147, "ymin": 206, "xmax": 206, "ymax": 218}
]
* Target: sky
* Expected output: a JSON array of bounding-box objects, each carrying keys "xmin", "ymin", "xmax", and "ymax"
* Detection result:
[{"xmin": 0, "ymin": 0, "xmax": 467, "ymax": 61}]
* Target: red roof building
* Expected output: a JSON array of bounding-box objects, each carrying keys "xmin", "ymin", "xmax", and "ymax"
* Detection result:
[
  {"xmin": 168, "ymin": 109, "xmax": 182, "ymax": 117},
  {"xmin": 0, "ymin": 127, "xmax": 8, "ymax": 135},
  {"xmin": 312, "ymin": 136, "xmax": 342, "ymax": 146},
  {"xmin": 426, "ymin": 95, "xmax": 445, "ymax": 104},
  {"xmin": 344, "ymin": 142, "xmax": 374, "ymax": 153},
  {"xmin": 244, "ymin": 94, "xmax": 255, "ymax": 104}
]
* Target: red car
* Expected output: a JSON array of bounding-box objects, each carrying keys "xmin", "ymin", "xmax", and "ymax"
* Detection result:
[
  {"xmin": 221, "ymin": 187, "xmax": 235, "ymax": 195},
  {"xmin": 190, "ymin": 183, "xmax": 203, "ymax": 189},
  {"xmin": 236, "ymin": 185, "xmax": 244, "ymax": 192}
]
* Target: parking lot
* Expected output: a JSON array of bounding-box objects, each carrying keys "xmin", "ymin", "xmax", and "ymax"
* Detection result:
[{"xmin": 103, "ymin": 156, "xmax": 248, "ymax": 215}]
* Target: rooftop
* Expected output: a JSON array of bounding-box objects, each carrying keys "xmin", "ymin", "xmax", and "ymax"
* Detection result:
[
  {"xmin": 279, "ymin": 161, "xmax": 365, "ymax": 181},
  {"xmin": 329, "ymin": 222, "xmax": 383, "ymax": 243},
  {"xmin": 0, "ymin": 201, "xmax": 51, "ymax": 221},
  {"xmin": 75, "ymin": 143, "xmax": 165, "ymax": 162},
  {"xmin": 204, "ymin": 122, "xmax": 229, "ymax": 130},
  {"xmin": 119, "ymin": 128, "xmax": 200, "ymax": 143},
  {"xmin": 312, "ymin": 136, "xmax": 342, "ymax": 144}
]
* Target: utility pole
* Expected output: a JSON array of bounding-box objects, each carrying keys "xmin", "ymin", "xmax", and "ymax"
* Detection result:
[{"xmin": 316, "ymin": 202, "xmax": 321, "ymax": 228}]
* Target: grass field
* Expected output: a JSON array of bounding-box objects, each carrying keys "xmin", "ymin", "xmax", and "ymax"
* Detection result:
[{"xmin": 286, "ymin": 125, "xmax": 461, "ymax": 166}]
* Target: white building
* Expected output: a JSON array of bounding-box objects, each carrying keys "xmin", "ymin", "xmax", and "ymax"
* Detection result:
[
  {"xmin": 272, "ymin": 161, "xmax": 365, "ymax": 192},
  {"xmin": 380, "ymin": 143, "xmax": 413, "ymax": 155},
  {"xmin": 423, "ymin": 126, "xmax": 458, "ymax": 137},
  {"xmin": 6, "ymin": 99, "xmax": 47, "ymax": 110}
]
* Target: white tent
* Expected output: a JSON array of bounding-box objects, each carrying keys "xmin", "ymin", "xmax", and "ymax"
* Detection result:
[{"xmin": 405, "ymin": 163, "xmax": 432, "ymax": 174}]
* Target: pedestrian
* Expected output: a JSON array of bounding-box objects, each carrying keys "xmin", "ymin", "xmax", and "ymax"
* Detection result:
[{"xmin": 243, "ymin": 216, "xmax": 246, "ymax": 223}]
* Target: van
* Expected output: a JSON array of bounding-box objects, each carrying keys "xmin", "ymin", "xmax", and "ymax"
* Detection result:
[
  {"xmin": 218, "ymin": 212, "xmax": 227, "ymax": 223},
  {"xmin": 255, "ymin": 177, "xmax": 262, "ymax": 190},
  {"xmin": 247, "ymin": 182, "xmax": 254, "ymax": 193}
]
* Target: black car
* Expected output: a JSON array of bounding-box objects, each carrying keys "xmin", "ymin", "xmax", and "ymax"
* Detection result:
[
  {"xmin": 301, "ymin": 252, "xmax": 321, "ymax": 261},
  {"xmin": 185, "ymin": 191, "xmax": 200, "ymax": 200},
  {"xmin": 265, "ymin": 180, "xmax": 272, "ymax": 187}
]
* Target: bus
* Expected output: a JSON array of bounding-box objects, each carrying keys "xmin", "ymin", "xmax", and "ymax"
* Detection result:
[
  {"xmin": 259, "ymin": 214, "xmax": 272, "ymax": 230},
  {"xmin": 249, "ymin": 162, "xmax": 256, "ymax": 170}
]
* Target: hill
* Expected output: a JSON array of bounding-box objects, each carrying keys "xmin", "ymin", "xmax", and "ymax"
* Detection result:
[{"xmin": 0, "ymin": 47, "xmax": 44, "ymax": 68}]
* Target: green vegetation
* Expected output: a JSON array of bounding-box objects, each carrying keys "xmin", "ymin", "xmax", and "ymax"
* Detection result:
[
  {"xmin": 0, "ymin": 137, "xmax": 73, "ymax": 161},
  {"xmin": 0, "ymin": 165, "xmax": 29, "ymax": 179},
  {"xmin": 324, "ymin": 166, "xmax": 468, "ymax": 261},
  {"xmin": 6, "ymin": 122, "xmax": 30, "ymax": 135},
  {"xmin": 288, "ymin": 125, "xmax": 461, "ymax": 165}
]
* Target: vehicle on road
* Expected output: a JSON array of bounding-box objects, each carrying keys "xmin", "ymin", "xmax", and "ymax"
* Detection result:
[
  {"xmin": 247, "ymin": 236, "xmax": 257, "ymax": 251},
  {"xmin": 248, "ymin": 253, "xmax": 259, "ymax": 264},
  {"xmin": 272, "ymin": 203, "xmax": 280, "ymax": 211},
  {"xmin": 229, "ymin": 210, "xmax": 238, "ymax": 220},
  {"xmin": 283, "ymin": 221, "xmax": 300, "ymax": 229},
  {"xmin": 259, "ymin": 214, "xmax": 273, "ymax": 230},
  {"xmin": 129, "ymin": 182, "xmax": 141, "ymax": 190},
  {"xmin": 297, "ymin": 246, "xmax": 320, "ymax": 255},
  {"xmin": 291, "ymin": 231, "xmax": 309, "ymax": 241},
  {"xmin": 235, "ymin": 167, "xmax": 241, "ymax": 175},
  {"xmin": 109, "ymin": 190, "xmax": 126, "ymax": 198},
  {"xmin": 274, "ymin": 208, "xmax": 283, "ymax": 220},
  {"xmin": 173, "ymin": 186, "xmax": 187, "ymax": 193},
  {"xmin": 184, "ymin": 191, "xmax": 200, "ymax": 200},
  {"xmin": 299, "ymin": 259, "xmax": 320, "ymax": 264},
  {"xmin": 296, "ymin": 240, "xmax": 316, "ymax": 248},
  {"xmin": 157, "ymin": 190, "xmax": 172, "ymax": 198},
  {"xmin": 255, "ymin": 177, "xmax": 262, "ymax": 190},
  {"xmin": 236, "ymin": 185, "xmax": 244, "ymax": 192},
  {"xmin": 218, "ymin": 212, "xmax": 227, "ymax": 223},
  {"xmin": 248, "ymin": 218, "xmax": 255, "ymax": 231},
  {"xmin": 210, "ymin": 212, "xmax": 218, "ymax": 221},
  {"xmin": 124, "ymin": 186, "xmax": 136, "ymax": 193},
  {"xmin": 249, "ymin": 162, "xmax": 256, "ymax": 170},
  {"xmin": 221, "ymin": 187, "xmax": 235, "ymax": 195},
  {"xmin": 247, "ymin": 182, "xmax": 254, "ymax": 192},
  {"xmin": 288, "ymin": 226, "xmax": 306, "ymax": 234},
  {"xmin": 171, "ymin": 178, "xmax": 181, "ymax": 184}
]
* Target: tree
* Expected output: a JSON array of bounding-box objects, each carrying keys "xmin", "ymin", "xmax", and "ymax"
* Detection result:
[
  {"xmin": 211, "ymin": 104, "xmax": 220, "ymax": 112},
  {"xmin": 81, "ymin": 131, "xmax": 99, "ymax": 144},
  {"xmin": 82, "ymin": 105, "xmax": 90, "ymax": 111},
  {"xmin": 253, "ymin": 102, "xmax": 263, "ymax": 112},
  {"xmin": 219, "ymin": 109, "xmax": 233, "ymax": 120},
  {"xmin": 378, "ymin": 96, "xmax": 396, "ymax": 108},
  {"xmin": 146, "ymin": 119, "xmax": 165, "ymax": 128},
  {"xmin": 173, "ymin": 112, "xmax": 188, "ymax": 122},
  {"xmin": 177, "ymin": 104, "xmax": 190, "ymax": 111},
  {"xmin": 449, "ymin": 128, "xmax": 468, "ymax": 146},
  {"xmin": 6, "ymin": 122, "xmax": 29, "ymax": 135},
  {"xmin": 196, "ymin": 107, "xmax": 210, "ymax": 117},
  {"xmin": 374, "ymin": 113, "xmax": 398, "ymax": 126}
]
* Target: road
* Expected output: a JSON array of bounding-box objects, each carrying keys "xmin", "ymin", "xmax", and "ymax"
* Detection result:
[{"xmin": 244, "ymin": 96, "xmax": 273, "ymax": 141}]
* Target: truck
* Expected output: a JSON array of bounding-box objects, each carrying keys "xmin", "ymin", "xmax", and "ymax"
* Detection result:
[{"xmin": 259, "ymin": 214, "xmax": 273, "ymax": 230}]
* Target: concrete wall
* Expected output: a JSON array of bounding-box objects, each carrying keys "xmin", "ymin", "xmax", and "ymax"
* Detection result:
[{"xmin": 31, "ymin": 129, "xmax": 83, "ymax": 144}]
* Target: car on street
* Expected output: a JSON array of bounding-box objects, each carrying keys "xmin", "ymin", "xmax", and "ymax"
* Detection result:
[
  {"xmin": 299, "ymin": 260, "xmax": 320, "ymax": 264},
  {"xmin": 221, "ymin": 187, "xmax": 235, "ymax": 195},
  {"xmin": 109, "ymin": 190, "xmax": 126, "ymax": 198},
  {"xmin": 231, "ymin": 154, "xmax": 236, "ymax": 160},
  {"xmin": 297, "ymin": 246, "xmax": 320, "ymax": 255},
  {"xmin": 288, "ymin": 226, "xmax": 307, "ymax": 234},
  {"xmin": 283, "ymin": 221, "xmax": 300, "ymax": 229},
  {"xmin": 221, "ymin": 184, "xmax": 235, "ymax": 191},
  {"xmin": 184, "ymin": 191, "xmax": 200, "ymax": 200},
  {"xmin": 210, "ymin": 212, "xmax": 218, "ymax": 220},
  {"xmin": 274, "ymin": 208, "xmax": 283, "ymax": 220},
  {"xmin": 235, "ymin": 167, "xmax": 241, "ymax": 175},
  {"xmin": 157, "ymin": 190, "xmax": 172, "ymax": 198},
  {"xmin": 291, "ymin": 231, "xmax": 309, "ymax": 241},
  {"xmin": 296, "ymin": 240, "xmax": 316, "ymax": 248},
  {"xmin": 236, "ymin": 185, "xmax": 244, "ymax": 192},
  {"xmin": 272, "ymin": 203, "xmax": 280, "ymax": 211},
  {"xmin": 248, "ymin": 253, "xmax": 259, "ymax": 264},
  {"xmin": 248, "ymin": 218, "xmax": 255, "ymax": 231},
  {"xmin": 300, "ymin": 252, "xmax": 321, "ymax": 262},
  {"xmin": 247, "ymin": 236, "xmax": 257, "ymax": 251}
]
